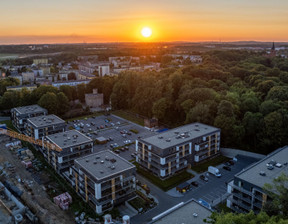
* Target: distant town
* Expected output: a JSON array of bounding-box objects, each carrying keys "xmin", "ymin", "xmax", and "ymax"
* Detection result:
[{"xmin": 0, "ymin": 41, "xmax": 288, "ymax": 224}]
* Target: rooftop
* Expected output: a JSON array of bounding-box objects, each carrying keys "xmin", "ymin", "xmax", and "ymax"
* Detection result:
[
  {"xmin": 150, "ymin": 199, "xmax": 212, "ymax": 224},
  {"xmin": 27, "ymin": 114, "xmax": 65, "ymax": 128},
  {"xmin": 75, "ymin": 150, "xmax": 135, "ymax": 180},
  {"xmin": 46, "ymin": 130, "xmax": 92, "ymax": 149},
  {"xmin": 13, "ymin": 104, "xmax": 47, "ymax": 115},
  {"xmin": 142, "ymin": 122, "xmax": 220, "ymax": 149},
  {"xmin": 236, "ymin": 146, "xmax": 288, "ymax": 189}
]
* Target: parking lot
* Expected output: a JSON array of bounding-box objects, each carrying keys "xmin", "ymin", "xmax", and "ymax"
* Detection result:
[
  {"xmin": 169, "ymin": 155, "xmax": 259, "ymax": 205},
  {"xmin": 66, "ymin": 114, "xmax": 156, "ymax": 161}
]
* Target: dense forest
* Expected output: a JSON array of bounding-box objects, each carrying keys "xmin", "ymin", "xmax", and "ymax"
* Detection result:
[{"xmin": 1, "ymin": 50, "xmax": 288, "ymax": 155}]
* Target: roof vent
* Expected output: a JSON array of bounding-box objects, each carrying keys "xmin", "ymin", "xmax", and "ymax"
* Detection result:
[
  {"xmin": 105, "ymin": 156, "xmax": 109, "ymax": 161},
  {"xmin": 100, "ymin": 170, "xmax": 104, "ymax": 174},
  {"xmin": 67, "ymin": 137, "xmax": 71, "ymax": 140},
  {"xmin": 158, "ymin": 136, "xmax": 163, "ymax": 139},
  {"xmin": 174, "ymin": 131, "xmax": 179, "ymax": 134},
  {"xmin": 100, "ymin": 160, "xmax": 104, "ymax": 164},
  {"xmin": 93, "ymin": 161, "xmax": 97, "ymax": 164},
  {"xmin": 275, "ymin": 163, "xmax": 282, "ymax": 168},
  {"xmin": 194, "ymin": 129, "xmax": 200, "ymax": 131},
  {"xmin": 111, "ymin": 166, "xmax": 115, "ymax": 170},
  {"xmin": 96, "ymin": 156, "xmax": 100, "ymax": 160},
  {"xmin": 193, "ymin": 213, "xmax": 198, "ymax": 217},
  {"xmin": 166, "ymin": 138, "xmax": 171, "ymax": 142},
  {"xmin": 86, "ymin": 159, "xmax": 89, "ymax": 163},
  {"xmin": 259, "ymin": 171, "xmax": 266, "ymax": 176}
]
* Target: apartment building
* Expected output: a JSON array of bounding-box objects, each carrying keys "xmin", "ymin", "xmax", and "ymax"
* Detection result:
[
  {"xmin": 136, "ymin": 122, "xmax": 220, "ymax": 179},
  {"xmin": 68, "ymin": 150, "xmax": 136, "ymax": 214},
  {"xmin": 227, "ymin": 146, "xmax": 288, "ymax": 213},
  {"xmin": 11, "ymin": 105, "xmax": 48, "ymax": 132},
  {"xmin": 25, "ymin": 114, "xmax": 66, "ymax": 140},
  {"xmin": 43, "ymin": 130, "xmax": 93, "ymax": 173}
]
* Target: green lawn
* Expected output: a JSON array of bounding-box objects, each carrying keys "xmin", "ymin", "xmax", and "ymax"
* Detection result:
[
  {"xmin": 0, "ymin": 120, "xmax": 17, "ymax": 131},
  {"xmin": 191, "ymin": 155, "xmax": 231, "ymax": 173},
  {"xmin": 65, "ymin": 112, "xmax": 104, "ymax": 122},
  {"xmin": 134, "ymin": 163, "xmax": 194, "ymax": 191},
  {"xmin": 112, "ymin": 110, "xmax": 144, "ymax": 126},
  {"xmin": 128, "ymin": 197, "xmax": 147, "ymax": 211}
]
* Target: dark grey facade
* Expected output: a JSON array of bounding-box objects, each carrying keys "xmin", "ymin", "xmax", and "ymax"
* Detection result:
[
  {"xmin": 68, "ymin": 151, "xmax": 136, "ymax": 214},
  {"xmin": 136, "ymin": 123, "xmax": 221, "ymax": 179},
  {"xmin": 43, "ymin": 130, "xmax": 93, "ymax": 173},
  {"xmin": 25, "ymin": 114, "xmax": 66, "ymax": 140},
  {"xmin": 227, "ymin": 146, "xmax": 288, "ymax": 213},
  {"xmin": 11, "ymin": 105, "xmax": 48, "ymax": 132}
]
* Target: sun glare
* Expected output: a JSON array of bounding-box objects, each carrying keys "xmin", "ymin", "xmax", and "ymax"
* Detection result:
[{"xmin": 141, "ymin": 27, "xmax": 152, "ymax": 38}]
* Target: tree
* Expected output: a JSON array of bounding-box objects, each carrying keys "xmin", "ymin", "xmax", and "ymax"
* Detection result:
[
  {"xmin": 77, "ymin": 83, "xmax": 87, "ymax": 103},
  {"xmin": 185, "ymin": 102, "xmax": 211, "ymax": 124},
  {"xmin": 217, "ymin": 100, "xmax": 234, "ymax": 117},
  {"xmin": 206, "ymin": 211, "xmax": 288, "ymax": 224},
  {"xmin": 56, "ymin": 92, "xmax": 70, "ymax": 115},
  {"xmin": 38, "ymin": 92, "xmax": 58, "ymax": 114},
  {"xmin": 68, "ymin": 72, "xmax": 76, "ymax": 80},
  {"xmin": 152, "ymin": 98, "xmax": 168, "ymax": 120},
  {"xmin": 263, "ymin": 173, "xmax": 288, "ymax": 218}
]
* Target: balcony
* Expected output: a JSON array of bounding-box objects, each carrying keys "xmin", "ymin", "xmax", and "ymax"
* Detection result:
[
  {"xmin": 230, "ymin": 198, "xmax": 251, "ymax": 211},
  {"xmin": 232, "ymin": 191, "xmax": 252, "ymax": 204},
  {"xmin": 229, "ymin": 182, "xmax": 252, "ymax": 196}
]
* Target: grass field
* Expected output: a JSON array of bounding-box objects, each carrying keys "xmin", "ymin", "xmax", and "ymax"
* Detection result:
[
  {"xmin": 112, "ymin": 110, "xmax": 144, "ymax": 126},
  {"xmin": 134, "ymin": 162, "xmax": 194, "ymax": 191},
  {"xmin": 191, "ymin": 155, "xmax": 231, "ymax": 173},
  {"xmin": 0, "ymin": 53, "xmax": 19, "ymax": 60}
]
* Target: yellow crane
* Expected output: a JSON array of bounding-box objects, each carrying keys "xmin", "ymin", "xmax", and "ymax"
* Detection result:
[{"xmin": 0, "ymin": 128, "xmax": 62, "ymax": 152}]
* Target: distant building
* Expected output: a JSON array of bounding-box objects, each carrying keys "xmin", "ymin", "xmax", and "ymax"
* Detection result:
[
  {"xmin": 33, "ymin": 58, "xmax": 48, "ymax": 65},
  {"xmin": 78, "ymin": 72, "xmax": 96, "ymax": 80},
  {"xmin": 85, "ymin": 89, "xmax": 104, "ymax": 108},
  {"xmin": 269, "ymin": 42, "xmax": 276, "ymax": 57},
  {"xmin": 52, "ymin": 80, "xmax": 90, "ymax": 88},
  {"xmin": 144, "ymin": 118, "xmax": 158, "ymax": 129},
  {"xmin": 22, "ymin": 72, "xmax": 35, "ymax": 83},
  {"xmin": 40, "ymin": 67, "xmax": 51, "ymax": 75},
  {"xmin": 67, "ymin": 150, "xmax": 136, "ymax": 214},
  {"xmin": 150, "ymin": 199, "xmax": 212, "ymax": 224},
  {"xmin": 136, "ymin": 123, "xmax": 220, "ymax": 179},
  {"xmin": 6, "ymin": 85, "xmax": 37, "ymax": 92},
  {"xmin": 44, "ymin": 130, "xmax": 93, "ymax": 173},
  {"xmin": 227, "ymin": 146, "xmax": 288, "ymax": 213},
  {"xmin": 25, "ymin": 114, "xmax": 66, "ymax": 140},
  {"xmin": 98, "ymin": 65, "xmax": 110, "ymax": 77},
  {"xmin": 11, "ymin": 105, "xmax": 48, "ymax": 132}
]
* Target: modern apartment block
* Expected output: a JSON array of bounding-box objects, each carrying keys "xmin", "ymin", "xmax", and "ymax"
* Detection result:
[
  {"xmin": 227, "ymin": 146, "xmax": 288, "ymax": 213},
  {"xmin": 25, "ymin": 114, "xmax": 66, "ymax": 139},
  {"xmin": 11, "ymin": 105, "xmax": 48, "ymax": 132},
  {"xmin": 43, "ymin": 130, "xmax": 93, "ymax": 173},
  {"xmin": 68, "ymin": 150, "xmax": 136, "ymax": 214},
  {"xmin": 136, "ymin": 122, "xmax": 220, "ymax": 179}
]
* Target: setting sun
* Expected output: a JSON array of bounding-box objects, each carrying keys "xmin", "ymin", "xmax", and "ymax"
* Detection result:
[{"xmin": 141, "ymin": 27, "xmax": 152, "ymax": 38}]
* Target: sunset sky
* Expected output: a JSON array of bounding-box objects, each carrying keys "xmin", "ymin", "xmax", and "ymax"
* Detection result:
[{"xmin": 1, "ymin": 0, "xmax": 288, "ymax": 44}]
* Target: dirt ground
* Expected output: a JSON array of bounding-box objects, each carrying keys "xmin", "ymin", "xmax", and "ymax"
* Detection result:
[{"xmin": 0, "ymin": 135, "xmax": 75, "ymax": 224}]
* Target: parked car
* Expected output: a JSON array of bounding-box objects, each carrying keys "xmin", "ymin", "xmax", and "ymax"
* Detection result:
[
  {"xmin": 114, "ymin": 150, "xmax": 120, "ymax": 154},
  {"xmin": 223, "ymin": 165, "xmax": 231, "ymax": 171},
  {"xmin": 228, "ymin": 160, "xmax": 235, "ymax": 166},
  {"xmin": 200, "ymin": 175, "xmax": 208, "ymax": 182},
  {"xmin": 124, "ymin": 146, "xmax": 129, "ymax": 150},
  {"xmin": 191, "ymin": 181, "xmax": 199, "ymax": 187},
  {"xmin": 120, "ymin": 148, "xmax": 126, "ymax": 152}
]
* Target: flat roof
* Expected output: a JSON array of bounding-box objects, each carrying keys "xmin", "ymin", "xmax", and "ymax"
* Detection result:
[
  {"xmin": 46, "ymin": 130, "xmax": 92, "ymax": 149},
  {"xmin": 142, "ymin": 122, "xmax": 220, "ymax": 149},
  {"xmin": 27, "ymin": 114, "xmax": 65, "ymax": 128},
  {"xmin": 236, "ymin": 146, "xmax": 288, "ymax": 189},
  {"xmin": 13, "ymin": 104, "xmax": 47, "ymax": 115},
  {"xmin": 150, "ymin": 199, "xmax": 212, "ymax": 224},
  {"xmin": 75, "ymin": 150, "xmax": 135, "ymax": 180}
]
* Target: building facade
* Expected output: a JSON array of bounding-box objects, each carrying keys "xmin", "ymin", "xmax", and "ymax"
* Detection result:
[
  {"xmin": 11, "ymin": 105, "xmax": 48, "ymax": 132},
  {"xmin": 227, "ymin": 146, "xmax": 288, "ymax": 213},
  {"xmin": 22, "ymin": 72, "xmax": 35, "ymax": 83},
  {"xmin": 68, "ymin": 150, "xmax": 136, "ymax": 214},
  {"xmin": 25, "ymin": 114, "xmax": 66, "ymax": 140},
  {"xmin": 85, "ymin": 89, "xmax": 104, "ymax": 108},
  {"xmin": 43, "ymin": 130, "xmax": 93, "ymax": 173},
  {"xmin": 136, "ymin": 123, "xmax": 220, "ymax": 179}
]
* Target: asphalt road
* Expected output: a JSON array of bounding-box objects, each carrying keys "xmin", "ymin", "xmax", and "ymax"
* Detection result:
[{"xmin": 131, "ymin": 156, "xmax": 259, "ymax": 224}]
